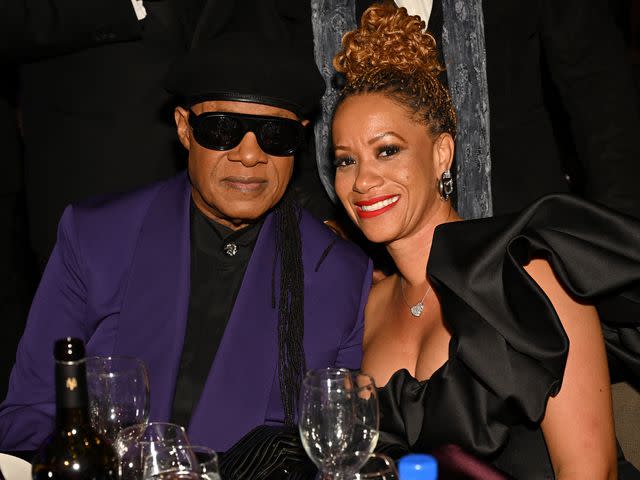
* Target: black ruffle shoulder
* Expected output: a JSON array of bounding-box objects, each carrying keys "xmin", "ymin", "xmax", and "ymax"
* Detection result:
[{"xmin": 376, "ymin": 194, "xmax": 640, "ymax": 479}]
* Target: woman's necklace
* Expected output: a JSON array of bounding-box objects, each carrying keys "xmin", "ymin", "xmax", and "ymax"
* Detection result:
[{"xmin": 400, "ymin": 277, "xmax": 432, "ymax": 317}]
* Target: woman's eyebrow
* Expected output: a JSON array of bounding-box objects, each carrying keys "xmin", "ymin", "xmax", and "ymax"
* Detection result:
[{"xmin": 368, "ymin": 131, "xmax": 406, "ymax": 144}]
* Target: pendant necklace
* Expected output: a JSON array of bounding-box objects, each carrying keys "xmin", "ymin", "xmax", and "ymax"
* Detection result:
[{"xmin": 400, "ymin": 277, "xmax": 432, "ymax": 317}]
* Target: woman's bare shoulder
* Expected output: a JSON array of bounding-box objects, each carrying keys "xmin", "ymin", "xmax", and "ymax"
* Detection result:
[
  {"xmin": 364, "ymin": 274, "xmax": 397, "ymax": 326},
  {"xmin": 368, "ymin": 274, "xmax": 396, "ymax": 305}
]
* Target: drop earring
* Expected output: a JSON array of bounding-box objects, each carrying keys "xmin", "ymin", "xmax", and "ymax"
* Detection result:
[{"xmin": 438, "ymin": 169, "xmax": 453, "ymax": 201}]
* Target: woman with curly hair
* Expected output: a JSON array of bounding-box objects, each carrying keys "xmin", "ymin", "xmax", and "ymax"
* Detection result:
[{"xmin": 331, "ymin": 3, "xmax": 640, "ymax": 478}]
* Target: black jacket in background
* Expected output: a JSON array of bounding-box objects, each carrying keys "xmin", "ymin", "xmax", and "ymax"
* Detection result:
[{"xmin": 1, "ymin": 0, "xmax": 198, "ymax": 266}]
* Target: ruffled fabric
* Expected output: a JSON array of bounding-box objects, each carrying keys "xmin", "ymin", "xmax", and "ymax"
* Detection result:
[{"xmin": 376, "ymin": 194, "xmax": 640, "ymax": 477}]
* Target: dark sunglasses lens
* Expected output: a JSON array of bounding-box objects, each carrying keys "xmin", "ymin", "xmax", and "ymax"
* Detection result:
[
  {"xmin": 194, "ymin": 115, "xmax": 244, "ymax": 150},
  {"xmin": 258, "ymin": 120, "xmax": 301, "ymax": 156}
]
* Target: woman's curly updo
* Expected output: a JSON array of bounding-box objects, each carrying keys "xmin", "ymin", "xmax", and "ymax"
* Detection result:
[{"xmin": 333, "ymin": 2, "xmax": 456, "ymax": 138}]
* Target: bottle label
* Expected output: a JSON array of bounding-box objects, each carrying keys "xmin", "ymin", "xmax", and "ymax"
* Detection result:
[{"xmin": 55, "ymin": 360, "xmax": 89, "ymax": 409}]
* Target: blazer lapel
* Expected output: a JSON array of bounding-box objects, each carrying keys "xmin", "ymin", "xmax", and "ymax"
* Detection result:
[
  {"xmin": 187, "ymin": 213, "xmax": 280, "ymax": 452},
  {"xmin": 114, "ymin": 173, "xmax": 192, "ymax": 422}
]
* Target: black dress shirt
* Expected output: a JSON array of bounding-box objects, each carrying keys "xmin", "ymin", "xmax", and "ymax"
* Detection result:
[{"xmin": 170, "ymin": 203, "xmax": 263, "ymax": 429}]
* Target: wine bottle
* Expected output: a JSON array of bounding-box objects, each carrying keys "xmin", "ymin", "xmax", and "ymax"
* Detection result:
[
  {"xmin": 32, "ymin": 338, "xmax": 118, "ymax": 479},
  {"xmin": 398, "ymin": 453, "xmax": 438, "ymax": 480}
]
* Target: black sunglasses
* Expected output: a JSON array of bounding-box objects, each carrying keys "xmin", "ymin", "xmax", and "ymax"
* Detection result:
[{"xmin": 187, "ymin": 110, "xmax": 304, "ymax": 157}]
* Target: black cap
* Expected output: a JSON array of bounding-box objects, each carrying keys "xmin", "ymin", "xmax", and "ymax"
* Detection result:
[
  {"xmin": 54, "ymin": 337, "xmax": 85, "ymax": 362},
  {"xmin": 164, "ymin": 0, "xmax": 325, "ymax": 118}
]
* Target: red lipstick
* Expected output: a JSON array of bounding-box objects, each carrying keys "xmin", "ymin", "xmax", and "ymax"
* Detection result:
[{"xmin": 354, "ymin": 194, "xmax": 399, "ymax": 219}]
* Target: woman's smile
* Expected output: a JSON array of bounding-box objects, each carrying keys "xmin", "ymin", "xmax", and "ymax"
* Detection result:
[{"xmin": 354, "ymin": 194, "xmax": 400, "ymax": 218}]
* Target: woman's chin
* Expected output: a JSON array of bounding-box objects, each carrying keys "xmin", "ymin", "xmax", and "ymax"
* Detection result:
[{"xmin": 358, "ymin": 224, "xmax": 400, "ymax": 245}]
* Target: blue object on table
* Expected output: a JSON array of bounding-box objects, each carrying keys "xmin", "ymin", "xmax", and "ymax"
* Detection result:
[{"xmin": 398, "ymin": 453, "xmax": 438, "ymax": 479}]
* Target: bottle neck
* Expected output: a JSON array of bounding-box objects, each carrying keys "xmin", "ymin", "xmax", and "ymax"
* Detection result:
[{"xmin": 55, "ymin": 359, "xmax": 91, "ymax": 428}]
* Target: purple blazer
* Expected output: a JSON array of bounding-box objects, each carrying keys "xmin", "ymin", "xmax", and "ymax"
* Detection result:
[{"xmin": 0, "ymin": 173, "xmax": 372, "ymax": 452}]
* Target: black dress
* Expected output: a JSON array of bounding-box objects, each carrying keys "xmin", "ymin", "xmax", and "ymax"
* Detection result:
[{"xmin": 376, "ymin": 194, "xmax": 640, "ymax": 479}]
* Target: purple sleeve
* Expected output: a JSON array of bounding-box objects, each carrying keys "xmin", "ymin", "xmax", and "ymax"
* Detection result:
[
  {"xmin": 0, "ymin": 205, "xmax": 89, "ymax": 451},
  {"xmin": 334, "ymin": 259, "xmax": 373, "ymax": 370}
]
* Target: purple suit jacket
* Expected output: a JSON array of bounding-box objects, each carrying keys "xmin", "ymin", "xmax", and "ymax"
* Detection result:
[{"xmin": 0, "ymin": 173, "xmax": 372, "ymax": 452}]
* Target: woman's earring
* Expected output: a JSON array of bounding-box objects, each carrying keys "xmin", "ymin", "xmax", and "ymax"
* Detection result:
[{"xmin": 438, "ymin": 170, "xmax": 454, "ymax": 201}]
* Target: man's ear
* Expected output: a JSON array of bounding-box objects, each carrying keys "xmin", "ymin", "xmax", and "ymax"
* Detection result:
[
  {"xmin": 174, "ymin": 106, "xmax": 191, "ymax": 150},
  {"xmin": 433, "ymin": 132, "xmax": 455, "ymax": 174},
  {"xmin": 301, "ymin": 119, "xmax": 310, "ymax": 127}
]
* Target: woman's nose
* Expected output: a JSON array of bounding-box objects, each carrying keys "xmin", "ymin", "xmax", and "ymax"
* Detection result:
[{"xmin": 353, "ymin": 161, "xmax": 384, "ymax": 193}]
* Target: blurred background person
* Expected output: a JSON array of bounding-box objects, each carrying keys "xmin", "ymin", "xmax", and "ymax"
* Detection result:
[{"xmin": 1, "ymin": 0, "xmax": 190, "ymax": 274}]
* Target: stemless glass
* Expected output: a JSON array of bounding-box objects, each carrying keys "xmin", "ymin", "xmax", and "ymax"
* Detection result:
[
  {"xmin": 189, "ymin": 447, "xmax": 220, "ymax": 480},
  {"xmin": 299, "ymin": 368, "xmax": 379, "ymax": 480},
  {"xmin": 355, "ymin": 454, "xmax": 398, "ymax": 479},
  {"xmin": 142, "ymin": 445, "xmax": 220, "ymax": 480},
  {"xmin": 86, "ymin": 356, "xmax": 150, "ymax": 442},
  {"xmin": 116, "ymin": 422, "xmax": 190, "ymax": 480}
]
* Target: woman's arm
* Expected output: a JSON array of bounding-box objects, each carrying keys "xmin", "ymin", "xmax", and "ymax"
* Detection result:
[{"xmin": 525, "ymin": 259, "xmax": 617, "ymax": 480}]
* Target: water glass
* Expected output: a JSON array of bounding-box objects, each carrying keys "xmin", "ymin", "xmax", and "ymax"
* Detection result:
[
  {"xmin": 86, "ymin": 356, "xmax": 150, "ymax": 442},
  {"xmin": 142, "ymin": 445, "xmax": 220, "ymax": 480},
  {"xmin": 299, "ymin": 368, "xmax": 379, "ymax": 479},
  {"xmin": 116, "ymin": 422, "xmax": 190, "ymax": 480}
]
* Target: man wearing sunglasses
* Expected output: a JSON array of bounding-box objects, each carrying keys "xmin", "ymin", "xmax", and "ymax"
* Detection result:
[
  {"xmin": 0, "ymin": 0, "xmax": 373, "ymax": 459},
  {"xmin": 175, "ymin": 106, "xmax": 309, "ymax": 228}
]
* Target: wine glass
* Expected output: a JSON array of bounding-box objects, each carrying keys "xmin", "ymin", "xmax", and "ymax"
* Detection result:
[
  {"xmin": 86, "ymin": 356, "xmax": 150, "ymax": 442},
  {"xmin": 355, "ymin": 454, "xmax": 398, "ymax": 479},
  {"xmin": 116, "ymin": 422, "xmax": 190, "ymax": 480},
  {"xmin": 299, "ymin": 368, "xmax": 379, "ymax": 480},
  {"xmin": 142, "ymin": 445, "xmax": 220, "ymax": 480}
]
